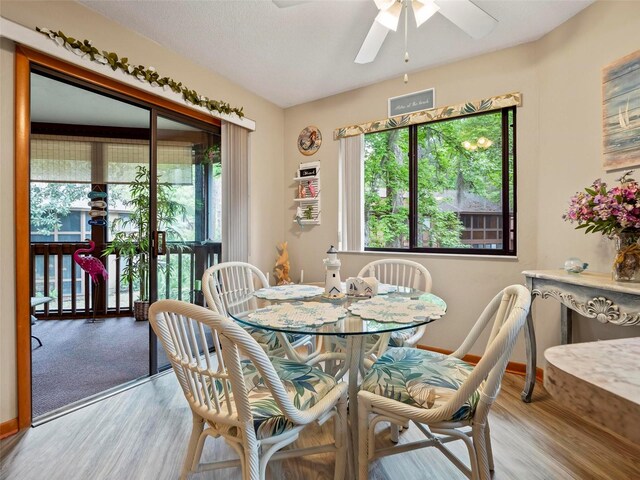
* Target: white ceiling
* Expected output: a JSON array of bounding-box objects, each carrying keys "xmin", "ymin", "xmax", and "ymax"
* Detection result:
[{"xmin": 80, "ymin": 0, "xmax": 594, "ymax": 108}]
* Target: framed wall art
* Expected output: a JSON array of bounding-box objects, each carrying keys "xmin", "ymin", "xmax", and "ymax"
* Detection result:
[
  {"xmin": 388, "ymin": 88, "xmax": 435, "ymax": 117},
  {"xmin": 602, "ymin": 49, "xmax": 640, "ymax": 170}
]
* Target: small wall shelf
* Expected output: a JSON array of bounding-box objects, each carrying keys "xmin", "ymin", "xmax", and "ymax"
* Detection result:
[{"xmin": 294, "ymin": 161, "xmax": 320, "ymax": 225}]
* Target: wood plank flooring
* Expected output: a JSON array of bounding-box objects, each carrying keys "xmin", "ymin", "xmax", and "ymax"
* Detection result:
[{"xmin": 1, "ymin": 372, "xmax": 638, "ymax": 480}]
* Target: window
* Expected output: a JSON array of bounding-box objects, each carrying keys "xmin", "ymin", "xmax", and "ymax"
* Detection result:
[{"xmin": 364, "ymin": 107, "xmax": 516, "ymax": 255}]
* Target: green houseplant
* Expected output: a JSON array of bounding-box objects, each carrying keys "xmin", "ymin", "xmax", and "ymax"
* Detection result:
[{"xmin": 103, "ymin": 165, "xmax": 186, "ymax": 320}]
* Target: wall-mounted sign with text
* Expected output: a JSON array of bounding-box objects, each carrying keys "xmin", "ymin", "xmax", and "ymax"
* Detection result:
[{"xmin": 388, "ymin": 88, "xmax": 435, "ymax": 117}]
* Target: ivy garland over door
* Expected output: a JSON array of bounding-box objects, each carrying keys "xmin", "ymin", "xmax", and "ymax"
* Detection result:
[{"xmin": 36, "ymin": 27, "xmax": 245, "ymax": 119}]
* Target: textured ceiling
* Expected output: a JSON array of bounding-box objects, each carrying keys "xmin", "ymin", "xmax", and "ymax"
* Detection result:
[{"xmin": 80, "ymin": 0, "xmax": 595, "ymax": 108}]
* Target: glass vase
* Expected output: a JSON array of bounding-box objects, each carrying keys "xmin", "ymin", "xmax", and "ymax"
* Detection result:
[{"xmin": 613, "ymin": 231, "xmax": 640, "ymax": 282}]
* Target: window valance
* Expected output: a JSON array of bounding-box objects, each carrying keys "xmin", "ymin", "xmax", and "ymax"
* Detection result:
[{"xmin": 333, "ymin": 92, "xmax": 521, "ymax": 140}]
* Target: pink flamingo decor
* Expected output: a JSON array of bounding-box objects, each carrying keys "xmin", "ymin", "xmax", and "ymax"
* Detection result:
[
  {"xmin": 73, "ymin": 240, "xmax": 108, "ymax": 322},
  {"xmin": 73, "ymin": 240, "xmax": 108, "ymax": 284}
]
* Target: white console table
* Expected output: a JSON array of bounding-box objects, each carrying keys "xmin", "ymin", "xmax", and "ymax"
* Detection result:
[{"xmin": 521, "ymin": 270, "xmax": 640, "ymax": 402}]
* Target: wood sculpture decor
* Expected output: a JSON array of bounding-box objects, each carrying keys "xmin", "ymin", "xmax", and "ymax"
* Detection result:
[{"xmin": 274, "ymin": 242, "xmax": 292, "ymax": 285}]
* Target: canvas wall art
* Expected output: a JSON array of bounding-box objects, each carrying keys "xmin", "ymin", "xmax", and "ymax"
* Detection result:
[{"xmin": 602, "ymin": 49, "xmax": 640, "ymax": 170}]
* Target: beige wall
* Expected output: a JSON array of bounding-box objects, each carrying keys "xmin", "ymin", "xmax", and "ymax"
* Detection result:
[
  {"xmin": 0, "ymin": 38, "xmax": 18, "ymax": 425},
  {"xmin": 534, "ymin": 1, "xmax": 640, "ymax": 344},
  {"xmin": 283, "ymin": 43, "xmax": 540, "ymax": 365},
  {"xmin": 0, "ymin": 1, "xmax": 286, "ymax": 423},
  {"xmin": 2, "ymin": 0, "xmax": 640, "ymax": 426},
  {"xmin": 283, "ymin": 0, "xmax": 640, "ymax": 363}
]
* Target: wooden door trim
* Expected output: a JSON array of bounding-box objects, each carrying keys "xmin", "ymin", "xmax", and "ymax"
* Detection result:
[
  {"xmin": 15, "ymin": 46, "xmax": 31, "ymax": 430},
  {"xmin": 13, "ymin": 45, "xmax": 220, "ymax": 430},
  {"xmin": 0, "ymin": 418, "xmax": 19, "ymax": 439}
]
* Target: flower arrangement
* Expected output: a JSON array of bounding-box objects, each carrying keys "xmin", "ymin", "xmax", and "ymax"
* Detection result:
[
  {"xmin": 563, "ymin": 171, "xmax": 640, "ymax": 236},
  {"xmin": 563, "ymin": 171, "xmax": 640, "ymax": 282}
]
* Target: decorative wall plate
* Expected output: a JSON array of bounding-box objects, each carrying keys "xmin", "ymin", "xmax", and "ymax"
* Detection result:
[{"xmin": 298, "ymin": 125, "xmax": 322, "ymax": 156}]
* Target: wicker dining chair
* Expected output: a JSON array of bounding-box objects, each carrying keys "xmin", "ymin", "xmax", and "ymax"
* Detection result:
[
  {"xmin": 358, "ymin": 259, "xmax": 433, "ymax": 352},
  {"xmin": 149, "ymin": 299, "xmax": 348, "ymax": 480},
  {"xmin": 202, "ymin": 262, "xmax": 314, "ymax": 358},
  {"xmin": 357, "ymin": 284, "xmax": 531, "ymax": 480}
]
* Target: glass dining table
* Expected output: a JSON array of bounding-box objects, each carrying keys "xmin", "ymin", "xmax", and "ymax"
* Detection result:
[{"xmin": 227, "ymin": 283, "xmax": 447, "ymax": 472}]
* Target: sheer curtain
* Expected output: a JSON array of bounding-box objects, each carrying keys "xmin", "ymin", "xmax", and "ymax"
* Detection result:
[
  {"xmin": 338, "ymin": 135, "xmax": 364, "ymax": 251},
  {"xmin": 221, "ymin": 121, "xmax": 251, "ymax": 262}
]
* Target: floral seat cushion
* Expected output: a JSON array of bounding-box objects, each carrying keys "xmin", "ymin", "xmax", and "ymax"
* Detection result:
[
  {"xmin": 387, "ymin": 328, "xmax": 417, "ymax": 347},
  {"xmin": 333, "ymin": 328, "xmax": 417, "ymax": 354},
  {"xmin": 361, "ymin": 347, "xmax": 480, "ymax": 422},
  {"xmin": 210, "ymin": 357, "xmax": 337, "ymax": 440},
  {"xmin": 242, "ymin": 325, "xmax": 308, "ymax": 352}
]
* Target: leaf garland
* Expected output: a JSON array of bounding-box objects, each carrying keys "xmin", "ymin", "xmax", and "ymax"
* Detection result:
[{"xmin": 36, "ymin": 27, "xmax": 244, "ymax": 119}]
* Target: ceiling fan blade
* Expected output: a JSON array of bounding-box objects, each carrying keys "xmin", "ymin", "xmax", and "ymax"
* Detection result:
[
  {"xmin": 272, "ymin": 0, "xmax": 312, "ymax": 8},
  {"xmin": 355, "ymin": 21, "xmax": 390, "ymax": 64},
  {"xmin": 435, "ymin": 0, "xmax": 497, "ymax": 39},
  {"xmin": 412, "ymin": 0, "xmax": 440, "ymax": 28},
  {"xmin": 374, "ymin": 0, "xmax": 396, "ymax": 10},
  {"xmin": 375, "ymin": 0, "xmax": 403, "ymax": 31}
]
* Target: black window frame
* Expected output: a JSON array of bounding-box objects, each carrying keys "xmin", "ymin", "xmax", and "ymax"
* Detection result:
[{"xmin": 364, "ymin": 106, "xmax": 517, "ymax": 256}]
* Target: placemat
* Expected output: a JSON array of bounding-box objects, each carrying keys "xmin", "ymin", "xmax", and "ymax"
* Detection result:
[
  {"xmin": 348, "ymin": 296, "xmax": 446, "ymax": 323},
  {"xmin": 253, "ymin": 284, "xmax": 324, "ymax": 300},
  {"xmin": 247, "ymin": 301, "xmax": 348, "ymax": 328}
]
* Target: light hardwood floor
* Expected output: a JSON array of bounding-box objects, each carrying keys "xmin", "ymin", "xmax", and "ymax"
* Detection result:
[{"xmin": 1, "ymin": 372, "xmax": 638, "ymax": 480}]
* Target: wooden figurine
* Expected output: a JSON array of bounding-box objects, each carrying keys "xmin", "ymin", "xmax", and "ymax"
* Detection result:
[{"xmin": 274, "ymin": 242, "xmax": 292, "ymax": 285}]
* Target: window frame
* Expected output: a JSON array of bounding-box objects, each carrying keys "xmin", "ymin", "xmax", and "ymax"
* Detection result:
[{"xmin": 364, "ymin": 106, "xmax": 517, "ymax": 256}]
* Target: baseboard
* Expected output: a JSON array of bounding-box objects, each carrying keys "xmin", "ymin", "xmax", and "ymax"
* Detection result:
[
  {"xmin": 0, "ymin": 418, "xmax": 18, "ymax": 439},
  {"xmin": 418, "ymin": 345, "xmax": 544, "ymax": 382}
]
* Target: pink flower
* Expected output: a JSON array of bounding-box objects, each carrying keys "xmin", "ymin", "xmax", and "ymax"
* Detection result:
[{"xmin": 563, "ymin": 171, "xmax": 640, "ymax": 237}]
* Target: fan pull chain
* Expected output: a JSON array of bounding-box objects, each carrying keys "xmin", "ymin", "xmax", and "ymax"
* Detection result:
[{"xmin": 404, "ymin": 0, "xmax": 409, "ymax": 83}]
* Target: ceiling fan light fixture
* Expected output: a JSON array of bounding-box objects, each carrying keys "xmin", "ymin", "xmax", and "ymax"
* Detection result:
[
  {"xmin": 412, "ymin": 0, "xmax": 440, "ymax": 27},
  {"xmin": 375, "ymin": 1, "xmax": 403, "ymax": 31}
]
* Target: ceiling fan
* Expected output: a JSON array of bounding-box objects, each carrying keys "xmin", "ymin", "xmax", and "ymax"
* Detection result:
[{"xmin": 355, "ymin": 0, "xmax": 498, "ymax": 64}]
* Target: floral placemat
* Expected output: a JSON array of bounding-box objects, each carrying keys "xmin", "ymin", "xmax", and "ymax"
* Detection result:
[
  {"xmin": 247, "ymin": 302, "xmax": 348, "ymax": 328},
  {"xmin": 418, "ymin": 293, "xmax": 447, "ymax": 309},
  {"xmin": 348, "ymin": 296, "xmax": 446, "ymax": 323},
  {"xmin": 253, "ymin": 284, "xmax": 324, "ymax": 300}
]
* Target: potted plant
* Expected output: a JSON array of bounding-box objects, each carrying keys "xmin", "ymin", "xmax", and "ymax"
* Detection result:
[{"xmin": 103, "ymin": 165, "xmax": 186, "ymax": 320}]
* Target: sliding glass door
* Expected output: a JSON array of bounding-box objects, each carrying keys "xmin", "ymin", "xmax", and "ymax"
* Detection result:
[
  {"xmin": 29, "ymin": 68, "xmax": 221, "ymax": 419},
  {"xmin": 151, "ymin": 114, "xmax": 221, "ymax": 371}
]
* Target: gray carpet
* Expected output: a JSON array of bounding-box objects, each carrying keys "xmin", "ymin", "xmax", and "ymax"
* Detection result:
[{"xmin": 31, "ymin": 317, "xmax": 151, "ymax": 418}]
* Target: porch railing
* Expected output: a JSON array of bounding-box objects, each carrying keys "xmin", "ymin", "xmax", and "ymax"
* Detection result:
[{"xmin": 31, "ymin": 241, "xmax": 222, "ymax": 319}]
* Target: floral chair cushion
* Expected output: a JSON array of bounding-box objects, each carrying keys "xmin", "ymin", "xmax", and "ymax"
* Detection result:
[
  {"xmin": 333, "ymin": 329, "xmax": 417, "ymax": 354},
  {"xmin": 388, "ymin": 329, "xmax": 417, "ymax": 347},
  {"xmin": 210, "ymin": 357, "xmax": 337, "ymax": 440},
  {"xmin": 361, "ymin": 347, "xmax": 480, "ymax": 422},
  {"xmin": 242, "ymin": 325, "xmax": 308, "ymax": 352}
]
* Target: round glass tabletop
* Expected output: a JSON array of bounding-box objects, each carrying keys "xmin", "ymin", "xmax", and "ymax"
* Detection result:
[{"xmin": 228, "ymin": 288, "xmax": 447, "ymax": 336}]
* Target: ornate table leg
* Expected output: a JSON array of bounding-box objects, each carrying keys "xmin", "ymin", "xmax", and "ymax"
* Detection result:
[
  {"xmin": 561, "ymin": 305, "xmax": 573, "ymax": 345},
  {"xmin": 521, "ymin": 306, "xmax": 537, "ymax": 403}
]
